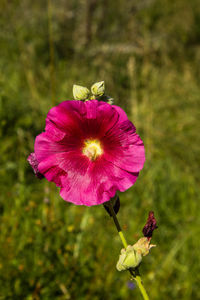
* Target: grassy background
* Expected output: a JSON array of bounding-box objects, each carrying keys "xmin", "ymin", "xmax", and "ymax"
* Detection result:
[{"xmin": 0, "ymin": 0, "xmax": 200, "ymax": 299}]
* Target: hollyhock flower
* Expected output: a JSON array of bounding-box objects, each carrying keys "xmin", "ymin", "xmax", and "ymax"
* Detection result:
[{"xmin": 28, "ymin": 100, "xmax": 145, "ymax": 206}]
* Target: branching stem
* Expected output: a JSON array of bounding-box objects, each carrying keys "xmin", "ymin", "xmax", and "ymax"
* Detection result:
[{"xmin": 107, "ymin": 201, "xmax": 150, "ymax": 300}]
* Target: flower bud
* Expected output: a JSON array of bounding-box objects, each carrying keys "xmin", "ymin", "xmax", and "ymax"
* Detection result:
[
  {"xmin": 73, "ymin": 85, "xmax": 90, "ymax": 101},
  {"xmin": 142, "ymin": 211, "xmax": 157, "ymax": 238},
  {"xmin": 116, "ymin": 245, "xmax": 142, "ymax": 271},
  {"xmin": 91, "ymin": 81, "xmax": 105, "ymax": 97},
  {"xmin": 27, "ymin": 153, "xmax": 44, "ymax": 179},
  {"xmin": 106, "ymin": 97, "xmax": 114, "ymax": 104},
  {"xmin": 116, "ymin": 237, "xmax": 156, "ymax": 271}
]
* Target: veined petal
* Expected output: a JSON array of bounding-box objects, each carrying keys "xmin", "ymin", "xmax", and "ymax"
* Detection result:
[
  {"xmin": 35, "ymin": 132, "xmax": 83, "ymax": 162},
  {"xmin": 59, "ymin": 156, "xmax": 138, "ymax": 206}
]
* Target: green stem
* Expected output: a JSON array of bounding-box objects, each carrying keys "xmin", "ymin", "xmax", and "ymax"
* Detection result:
[
  {"xmin": 108, "ymin": 201, "xmax": 150, "ymax": 300},
  {"xmin": 118, "ymin": 231, "xmax": 128, "ymax": 248},
  {"xmin": 134, "ymin": 273, "xmax": 150, "ymax": 300}
]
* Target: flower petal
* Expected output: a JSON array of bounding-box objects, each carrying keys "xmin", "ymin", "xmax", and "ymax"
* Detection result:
[
  {"xmin": 59, "ymin": 155, "xmax": 138, "ymax": 206},
  {"xmin": 103, "ymin": 120, "xmax": 145, "ymax": 173},
  {"xmin": 112, "ymin": 105, "xmax": 132, "ymax": 124},
  {"xmin": 35, "ymin": 131, "xmax": 83, "ymax": 162}
]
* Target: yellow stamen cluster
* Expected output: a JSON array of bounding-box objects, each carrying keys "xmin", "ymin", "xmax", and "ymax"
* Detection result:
[{"xmin": 82, "ymin": 139, "xmax": 103, "ymax": 161}]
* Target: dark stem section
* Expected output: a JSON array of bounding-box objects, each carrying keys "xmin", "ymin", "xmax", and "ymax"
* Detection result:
[
  {"xmin": 107, "ymin": 201, "xmax": 121, "ymax": 232},
  {"xmin": 103, "ymin": 195, "xmax": 120, "ymax": 216}
]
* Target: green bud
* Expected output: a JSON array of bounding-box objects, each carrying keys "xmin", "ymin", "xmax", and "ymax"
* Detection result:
[
  {"xmin": 116, "ymin": 245, "xmax": 142, "ymax": 271},
  {"xmin": 91, "ymin": 81, "xmax": 105, "ymax": 97},
  {"xmin": 116, "ymin": 238, "xmax": 156, "ymax": 271},
  {"xmin": 107, "ymin": 97, "xmax": 114, "ymax": 105},
  {"xmin": 73, "ymin": 85, "xmax": 90, "ymax": 101}
]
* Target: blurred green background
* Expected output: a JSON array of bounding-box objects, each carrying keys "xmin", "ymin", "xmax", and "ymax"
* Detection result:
[{"xmin": 0, "ymin": 0, "xmax": 200, "ymax": 299}]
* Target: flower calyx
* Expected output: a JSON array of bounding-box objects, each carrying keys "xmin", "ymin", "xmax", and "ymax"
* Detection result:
[
  {"xmin": 103, "ymin": 194, "xmax": 120, "ymax": 216},
  {"xmin": 116, "ymin": 237, "xmax": 156, "ymax": 271}
]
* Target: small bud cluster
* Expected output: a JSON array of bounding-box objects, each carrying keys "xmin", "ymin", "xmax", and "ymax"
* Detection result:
[{"xmin": 72, "ymin": 81, "xmax": 114, "ymax": 103}]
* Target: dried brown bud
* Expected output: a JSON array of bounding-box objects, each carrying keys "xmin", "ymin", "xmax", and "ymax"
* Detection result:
[{"xmin": 142, "ymin": 211, "xmax": 158, "ymax": 239}]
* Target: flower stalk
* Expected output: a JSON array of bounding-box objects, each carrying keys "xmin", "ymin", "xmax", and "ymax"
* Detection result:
[{"xmin": 107, "ymin": 201, "xmax": 150, "ymax": 300}]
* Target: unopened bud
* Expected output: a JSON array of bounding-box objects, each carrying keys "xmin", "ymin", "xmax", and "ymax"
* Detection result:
[
  {"xmin": 73, "ymin": 85, "xmax": 90, "ymax": 101},
  {"xmin": 91, "ymin": 81, "xmax": 105, "ymax": 97},
  {"xmin": 27, "ymin": 153, "xmax": 44, "ymax": 179},
  {"xmin": 107, "ymin": 97, "xmax": 114, "ymax": 104},
  {"xmin": 142, "ymin": 211, "xmax": 158, "ymax": 239},
  {"xmin": 116, "ymin": 245, "xmax": 142, "ymax": 271},
  {"xmin": 116, "ymin": 237, "xmax": 156, "ymax": 271}
]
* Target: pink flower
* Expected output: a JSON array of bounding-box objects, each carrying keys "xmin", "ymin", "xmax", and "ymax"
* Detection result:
[{"xmin": 28, "ymin": 100, "xmax": 145, "ymax": 206}]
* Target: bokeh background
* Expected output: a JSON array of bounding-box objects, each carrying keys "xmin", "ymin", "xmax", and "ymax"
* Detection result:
[{"xmin": 1, "ymin": 0, "xmax": 200, "ymax": 299}]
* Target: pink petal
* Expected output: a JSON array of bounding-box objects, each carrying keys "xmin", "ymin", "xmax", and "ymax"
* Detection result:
[
  {"xmin": 59, "ymin": 155, "xmax": 138, "ymax": 206},
  {"xmin": 102, "ymin": 120, "xmax": 145, "ymax": 173}
]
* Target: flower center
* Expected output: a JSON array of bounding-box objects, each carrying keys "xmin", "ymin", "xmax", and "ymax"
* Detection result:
[{"xmin": 82, "ymin": 139, "xmax": 103, "ymax": 161}]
